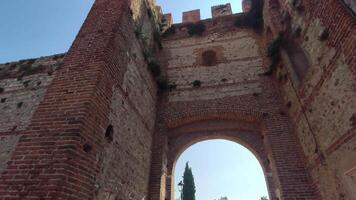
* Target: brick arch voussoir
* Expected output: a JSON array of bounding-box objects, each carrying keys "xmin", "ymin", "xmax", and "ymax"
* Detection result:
[
  {"xmin": 165, "ymin": 110, "xmax": 263, "ymax": 129},
  {"xmin": 164, "ymin": 118, "xmax": 275, "ymax": 200},
  {"xmin": 168, "ymin": 131, "xmax": 269, "ymax": 174}
]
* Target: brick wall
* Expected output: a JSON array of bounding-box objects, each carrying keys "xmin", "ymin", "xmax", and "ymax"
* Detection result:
[
  {"xmin": 164, "ymin": 29, "xmax": 263, "ymax": 102},
  {"xmin": 0, "ymin": 0, "xmax": 354, "ymax": 200},
  {"xmin": 211, "ymin": 4, "xmax": 232, "ymax": 18},
  {"xmin": 263, "ymin": 0, "xmax": 356, "ymax": 199},
  {"xmin": 0, "ymin": 0, "xmax": 159, "ymax": 199},
  {"xmin": 182, "ymin": 10, "xmax": 201, "ymax": 23},
  {"xmin": 149, "ymin": 14, "xmax": 318, "ymax": 200},
  {"xmin": 0, "ymin": 55, "xmax": 64, "ymax": 133}
]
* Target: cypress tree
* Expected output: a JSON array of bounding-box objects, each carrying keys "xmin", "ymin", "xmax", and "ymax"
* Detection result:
[{"xmin": 182, "ymin": 162, "xmax": 196, "ymax": 200}]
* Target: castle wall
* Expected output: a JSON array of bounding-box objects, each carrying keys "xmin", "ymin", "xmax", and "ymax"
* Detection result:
[
  {"xmin": 94, "ymin": 2, "xmax": 158, "ymax": 197},
  {"xmin": 0, "ymin": 56, "xmax": 63, "ymax": 133},
  {"xmin": 0, "ymin": 0, "xmax": 159, "ymax": 199},
  {"xmin": 165, "ymin": 31, "xmax": 263, "ymax": 102},
  {"xmin": 0, "ymin": 55, "xmax": 64, "ymax": 175},
  {"xmin": 150, "ymin": 15, "xmax": 318, "ymax": 200},
  {"xmin": 0, "ymin": 0, "xmax": 354, "ymax": 200},
  {"xmin": 264, "ymin": 0, "xmax": 356, "ymax": 199}
]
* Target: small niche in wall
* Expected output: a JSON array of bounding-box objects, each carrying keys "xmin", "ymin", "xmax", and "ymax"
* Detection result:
[
  {"xmin": 284, "ymin": 35, "xmax": 311, "ymax": 81},
  {"xmin": 201, "ymin": 50, "xmax": 217, "ymax": 66},
  {"xmin": 105, "ymin": 125, "xmax": 114, "ymax": 142}
]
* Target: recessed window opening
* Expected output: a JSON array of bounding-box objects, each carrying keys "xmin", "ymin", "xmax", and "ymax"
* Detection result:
[
  {"xmin": 202, "ymin": 50, "xmax": 217, "ymax": 66},
  {"xmin": 105, "ymin": 125, "xmax": 114, "ymax": 142},
  {"xmin": 284, "ymin": 39, "xmax": 310, "ymax": 81}
]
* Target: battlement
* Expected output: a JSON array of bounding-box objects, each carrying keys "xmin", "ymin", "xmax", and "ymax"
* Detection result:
[
  {"xmin": 211, "ymin": 3, "xmax": 232, "ymax": 18},
  {"xmin": 163, "ymin": 3, "xmax": 237, "ymax": 24},
  {"xmin": 182, "ymin": 9, "xmax": 201, "ymax": 23}
]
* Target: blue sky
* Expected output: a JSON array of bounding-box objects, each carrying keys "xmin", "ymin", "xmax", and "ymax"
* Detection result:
[
  {"xmin": 0, "ymin": 0, "xmax": 242, "ymax": 63},
  {"xmin": 175, "ymin": 140, "xmax": 268, "ymax": 200},
  {"xmin": 0, "ymin": 0, "xmax": 95, "ymax": 63},
  {"xmin": 156, "ymin": 0, "xmax": 243, "ymax": 23}
]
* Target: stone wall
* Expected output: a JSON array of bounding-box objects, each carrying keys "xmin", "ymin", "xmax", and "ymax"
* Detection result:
[
  {"xmin": 94, "ymin": 1, "xmax": 158, "ymax": 198},
  {"xmin": 264, "ymin": 0, "xmax": 356, "ymax": 199},
  {"xmin": 149, "ymin": 14, "xmax": 318, "ymax": 200},
  {"xmin": 0, "ymin": 55, "xmax": 64, "ymax": 178},
  {"xmin": 164, "ymin": 30, "xmax": 263, "ymax": 102},
  {"xmin": 0, "ymin": 0, "xmax": 354, "ymax": 200},
  {"xmin": 0, "ymin": 0, "xmax": 159, "ymax": 199},
  {"xmin": 0, "ymin": 55, "xmax": 64, "ymax": 133}
]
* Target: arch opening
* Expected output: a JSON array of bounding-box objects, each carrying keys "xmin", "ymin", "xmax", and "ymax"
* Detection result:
[{"xmin": 172, "ymin": 139, "xmax": 270, "ymax": 200}]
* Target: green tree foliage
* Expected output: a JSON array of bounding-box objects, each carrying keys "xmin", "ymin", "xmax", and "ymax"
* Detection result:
[
  {"xmin": 182, "ymin": 162, "xmax": 196, "ymax": 200},
  {"xmin": 260, "ymin": 196, "xmax": 269, "ymax": 200}
]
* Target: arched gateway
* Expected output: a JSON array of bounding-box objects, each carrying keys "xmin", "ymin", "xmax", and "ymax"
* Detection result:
[
  {"xmin": 167, "ymin": 119, "xmax": 274, "ymax": 200},
  {"xmin": 0, "ymin": 0, "xmax": 355, "ymax": 200},
  {"xmin": 173, "ymin": 139, "xmax": 269, "ymax": 199}
]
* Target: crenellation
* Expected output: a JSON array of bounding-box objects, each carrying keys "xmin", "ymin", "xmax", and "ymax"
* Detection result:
[
  {"xmin": 211, "ymin": 3, "xmax": 232, "ymax": 18},
  {"xmin": 182, "ymin": 9, "xmax": 201, "ymax": 23}
]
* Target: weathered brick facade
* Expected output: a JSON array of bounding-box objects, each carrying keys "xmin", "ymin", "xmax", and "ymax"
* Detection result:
[{"xmin": 0, "ymin": 0, "xmax": 355, "ymax": 200}]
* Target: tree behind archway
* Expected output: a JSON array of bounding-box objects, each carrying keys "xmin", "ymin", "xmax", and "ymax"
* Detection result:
[{"xmin": 183, "ymin": 162, "xmax": 196, "ymax": 200}]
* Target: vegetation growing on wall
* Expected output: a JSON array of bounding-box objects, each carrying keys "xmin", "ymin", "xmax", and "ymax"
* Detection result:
[
  {"xmin": 263, "ymin": 34, "xmax": 283, "ymax": 76},
  {"xmin": 130, "ymin": 1, "xmax": 179, "ymax": 93},
  {"xmin": 154, "ymin": 30, "xmax": 163, "ymax": 49},
  {"xmin": 235, "ymin": 0, "xmax": 263, "ymax": 29},
  {"xmin": 134, "ymin": 24, "xmax": 143, "ymax": 39},
  {"xmin": 187, "ymin": 22, "xmax": 206, "ymax": 36},
  {"xmin": 291, "ymin": 0, "xmax": 304, "ymax": 11},
  {"xmin": 148, "ymin": 61, "xmax": 161, "ymax": 78},
  {"xmin": 162, "ymin": 25, "xmax": 176, "ymax": 37},
  {"xmin": 17, "ymin": 64, "xmax": 45, "ymax": 80},
  {"xmin": 0, "ymin": 68, "xmax": 10, "ymax": 80}
]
